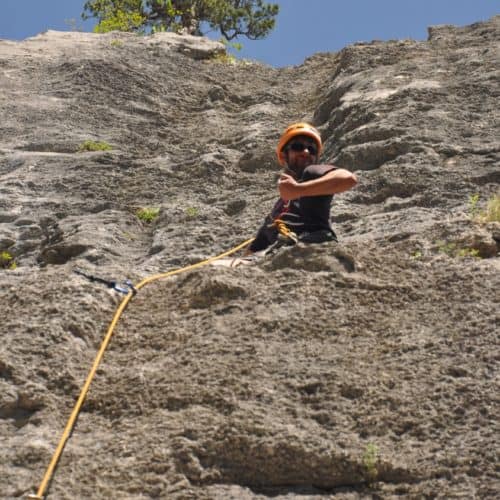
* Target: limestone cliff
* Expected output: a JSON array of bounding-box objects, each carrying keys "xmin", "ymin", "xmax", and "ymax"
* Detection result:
[{"xmin": 1, "ymin": 18, "xmax": 499, "ymax": 499}]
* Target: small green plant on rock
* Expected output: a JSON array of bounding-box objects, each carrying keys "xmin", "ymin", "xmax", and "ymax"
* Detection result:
[
  {"xmin": 137, "ymin": 207, "xmax": 160, "ymax": 223},
  {"xmin": 482, "ymin": 193, "xmax": 500, "ymax": 223},
  {"xmin": 211, "ymin": 39, "xmax": 249, "ymax": 65},
  {"xmin": 437, "ymin": 240, "xmax": 456, "ymax": 256},
  {"xmin": 78, "ymin": 140, "xmax": 113, "ymax": 152},
  {"xmin": 410, "ymin": 249, "xmax": 423, "ymax": 260},
  {"xmin": 185, "ymin": 206, "xmax": 199, "ymax": 218},
  {"xmin": 0, "ymin": 251, "xmax": 17, "ymax": 270},
  {"xmin": 210, "ymin": 50, "xmax": 238, "ymax": 65},
  {"xmin": 437, "ymin": 240, "xmax": 480, "ymax": 259},
  {"xmin": 110, "ymin": 39, "xmax": 124, "ymax": 48},
  {"xmin": 363, "ymin": 443, "xmax": 379, "ymax": 483},
  {"xmin": 456, "ymin": 247, "xmax": 480, "ymax": 258},
  {"xmin": 468, "ymin": 193, "xmax": 480, "ymax": 219},
  {"xmin": 468, "ymin": 192, "xmax": 500, "ymax": 223}
]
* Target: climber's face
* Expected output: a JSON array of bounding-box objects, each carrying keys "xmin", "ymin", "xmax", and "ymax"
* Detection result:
[{"xmin": 283, "ymin": 135, "xmax": 318, "ymax": 175}]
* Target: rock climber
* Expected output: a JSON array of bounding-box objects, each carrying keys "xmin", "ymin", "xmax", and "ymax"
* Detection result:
[{"xmin": 247, "ymin": 122, "xmax": 358, "ymax": 254}]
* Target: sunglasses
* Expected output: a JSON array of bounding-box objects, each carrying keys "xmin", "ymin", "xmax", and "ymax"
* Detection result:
[{"xmin": 287, "ymin": 141, "xmax": 317, "ymax": 155}]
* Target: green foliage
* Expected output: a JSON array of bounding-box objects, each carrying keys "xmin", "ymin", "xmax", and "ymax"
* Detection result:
[
  {"xmin": 185, "ymin": 206, "xmax": 199, "ymax": 218},
  {"xmin": 153, "ymin": 0, "xmax": 184, "ymax": 33},
  {"xmin": 211, "ymin": 37, "xmax": 244, "ymax": 63},
  {"xmin": 482, "ymin": 193, "xmax": 500, "ymax": 223},
  {"xmin": 220, "ymin": 37, "xmax": 243, "ymax": 51},
  {"xmin": 468, "ymin": 193, "xmax": 480, "ymax": 218},
  {"xmin": 362, "ymin": 443, "xmax": 379, "ymax": 483},
  {"xmin": 456, "ymin": 247, "xmax": 480, "ymax": 258},
  {"xmin": 137, "ymin": 207, "xmax": 160, "ymax": 223},
  {"xmin": 211, "ymin": 39, "xmax": 252, "ymax": 64},
  {"xmin": 213, "ymin": 0, "xmax": 279, "ymax": 41},
  {"xmin": 410, "ymin": 249, "xmax": 423, "ymax": 260},
  {"xmin": 110, "ymin": 38, "xmax": 124, "ymax": 47},
  {"xmin": 78, "ymin": 140, "xmax": 113, "ymax": 152},
  {"xmin": 210, "ymin": 51, "xmax": 238, "ymax": 64},
  {"xmin": 93, "ymin": 9, "xmax": 145, "ymax": 33},
  {"xmin": 437, "ymin": 241, "xmax": 480, "ymax": 259},
  {"xmin": 467, "ymin": 192, "xmax": 500, "ymax": 223},
  {"xmin": 0, "ymin": 251, "xmax": 16, "ymax": 270},
  {"xmin": 82, "ymin": 0, "xmax": 279, "ymax": 41},
  {"xmin": 437, "ymin": 241, "xmax": 454, "ymax": 255},
  {"xmin": 82, "ymin": 0, "xmax": 144, "ymax": 33}
]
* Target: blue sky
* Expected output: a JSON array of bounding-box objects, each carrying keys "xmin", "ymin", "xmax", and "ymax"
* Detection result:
[{"xmin": 1, "ymin": 1, "xmax": 498, "ymax": 67}]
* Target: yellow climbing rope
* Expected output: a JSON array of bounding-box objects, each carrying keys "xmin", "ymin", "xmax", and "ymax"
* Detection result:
[{"xmin": 31, "ymin": 237, "xmax": 254, "ymax": 499}]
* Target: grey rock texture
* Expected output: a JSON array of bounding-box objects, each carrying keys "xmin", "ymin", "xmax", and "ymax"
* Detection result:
[{"xmin": 1, "ymin": 19, "xmax": 499, "ymax": 499}]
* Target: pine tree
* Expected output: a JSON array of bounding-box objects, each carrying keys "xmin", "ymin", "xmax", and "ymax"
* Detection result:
[{"xmin": 82, "ymin": 0, "xmax": 279, "ymax": 40}]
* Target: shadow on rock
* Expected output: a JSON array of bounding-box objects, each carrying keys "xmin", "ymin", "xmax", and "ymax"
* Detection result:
[{"xmin": 264, "ymin": 242, "xmax": 357, "ymax": 273}]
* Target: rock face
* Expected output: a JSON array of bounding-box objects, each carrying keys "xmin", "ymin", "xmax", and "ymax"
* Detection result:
[{"xmin": 1, "ymin": 19, "xmax": 499, "ymax": 499}]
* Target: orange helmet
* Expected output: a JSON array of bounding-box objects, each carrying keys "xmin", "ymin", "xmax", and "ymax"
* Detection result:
[{"xmin": 276, "ymin": 122, "xmax": 323, "ymax": 166}]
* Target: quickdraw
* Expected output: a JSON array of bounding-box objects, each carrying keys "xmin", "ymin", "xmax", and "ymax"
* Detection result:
[
  {"xmin": 74, "ymin": 269, "xmax": 137, "ymax": 295},
  {"xmin": 272, "ymin": 218, "xmax": 298, "ymax": 243}
]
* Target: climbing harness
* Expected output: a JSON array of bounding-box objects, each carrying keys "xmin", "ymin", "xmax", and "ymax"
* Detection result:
[
  {"xmin": 30, "ymin": 237, "xmax": 254, "ymax": 500},
  {"xmin": 270, "ymin": 199, "xmax": 298, "ymax": 244}
]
